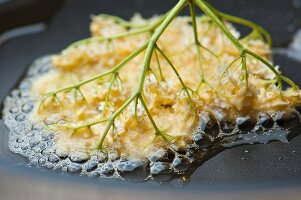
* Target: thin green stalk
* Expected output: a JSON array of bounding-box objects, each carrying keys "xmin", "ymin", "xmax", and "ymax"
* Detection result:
[
  {"xmin": 194, "ymin": 0, "xmax": 244, "ymax": 51},
  {"xmin": 199, "ymin": 43, "xmax": 219, "ymax": 59},
  {"xmin": 156, "ymin": 46, "xmax": 194, "ymax": 103},
  {"xmin": 97, "ymin": 0, "xmax": 188, "ymax": 149},
  {"xmin": 189, "ymin": 1, "xmax": 205, "ymax": 82},
  {"xmin": 138, "ymin": 94, "xmax": 169, "ymax": 140},
  {"xmin": 154, "ymin": 49, "xmax": 165, "ymax": 81},
  {"xmin": 241, "ymin": 30, "xmax": 263, "ymax": 44},
  {"xmin": 137, "ymin": 0, "xmax": 188, "ymax": 92},
  {"xmin": 42, "ymin": 42, "xmax": 148, "ymax": 101},
  {"xmin": 55, "ymin": 119, "xmax": 108, "ymax": 130},
  {"xmin": 194, "ymin": 0, "xmax": 297, "ymax": 90},
  {"xmin": 241, "ymin": 53, "xmax": 248, "ymax": 87},
  {"xmin": 100, "ymin": 72, "xmax": 118, "ymax": 117},
  {"xmin": 220, "ymin": 55, "xmax": 242, "ymax": 82},
  {"xmin": 69, "ymin": 10, "xmax": 171, "ymax": 49},
  {"xmin": 202, "ymin": 1, "xmax": 271, "ymax": 46},
  {"xmin": 245, "ymin": 49, "xmax": 297, "ymax": 89},
  {"xmin": 97, "ymin": 93, "xmax": 138, "ymax": 149}
]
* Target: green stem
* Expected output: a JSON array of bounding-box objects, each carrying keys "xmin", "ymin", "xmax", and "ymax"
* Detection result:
[
  {"xmin": 220, "ymin": 55, "xmax": 242, "ymax": 82},
  {"xmin": 44, "ymin": 42, "xmax": 148, "ymax": 98},
  {"xmin": 194, "ymin": 0, "xmax": 244, "ymax": 51},
  {"xmin": 138, "ymin": 94, "xmax": 166, "ymax": 139},
  {"xmin": 68, "ymin": 11, "xmax": 170, "ymax": 49},
  {"xmin": 156, "ymin": 46, "xmax": 193, "ymax": 103},
  {"xmin": 137, "ymin": 0, "xmax": 188, "ymax": 92},
  {"xmin": 245, "ymin": 49, "xmax": 297, "ymax": 89},
  {"xmin": 189, "ymin": 1, "xmax": 204, "ymax": 82},
  {"xmin": 202, "ymin": 1, "xmax": 271, "ymax": 46},
  {"xmin": 56, "ymin": 119, "xmax": 108, "ymax": 130},
  {"xmin": 97, "ymin": 0, "xmax": 188, "ymax": 149},
  {"xmin": 241, "ymin": 30, "xmax": 261, "ymax": 43},
  {"xmin": 154, "ymin": 49, "xmax": 165, "ymax": 81},
  {"xmin": 43, "ymin": 0, "xmax": 298, "ymax": 152},
  {"xmin": 194, "ymin": 0, "xmax": 297, "ymax": 90},
  {"xmin": 241, "ymin": 53, "xmax": 248, "ymax": 87},
  {"xmin": 101, "ymin": 73, "xmax": 118, "ymax": 117},
  {"xmin": 97, "ymin": 93, "xmax": 138, "ymax": 149}
]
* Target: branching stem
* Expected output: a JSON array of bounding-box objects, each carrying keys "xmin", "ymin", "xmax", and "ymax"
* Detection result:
[
  {"xmin": 40, "ymin": 0, "xmax": 298, "ymax": 151},
  {"xmin": 194, "ymin": 0, "xmax": 297, "ymax": 90},
  {"xmin": 156, "ymin": 46, "xmax": 194, "ymax": 103},
  {"xmin": 68, "ymin": 10, "xmax": 172, "ymax": 49},
  {"xmin": 189, "ymin": 1, "xmax": 204, "ymax": 83}
]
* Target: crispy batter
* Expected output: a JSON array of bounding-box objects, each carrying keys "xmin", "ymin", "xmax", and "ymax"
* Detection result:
[{"xmin": 31, "ymin": 15, "xmax": 301, "ymax": 158}]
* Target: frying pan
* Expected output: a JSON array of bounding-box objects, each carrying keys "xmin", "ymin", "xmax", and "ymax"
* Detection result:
[{"xmin": 0, "ymin": 0, "xmax": 301, "ymax": 199}]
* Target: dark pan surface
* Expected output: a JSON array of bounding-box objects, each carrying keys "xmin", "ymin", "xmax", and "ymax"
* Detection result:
[{"xmin": 0, "ymin": 0, "xmax": 301, "ymax": 198}]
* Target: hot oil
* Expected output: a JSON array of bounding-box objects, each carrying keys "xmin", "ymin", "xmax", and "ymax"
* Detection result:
[{"xmin": 1, "ymin": 54, "xmax": 301, "ymax": 184}]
